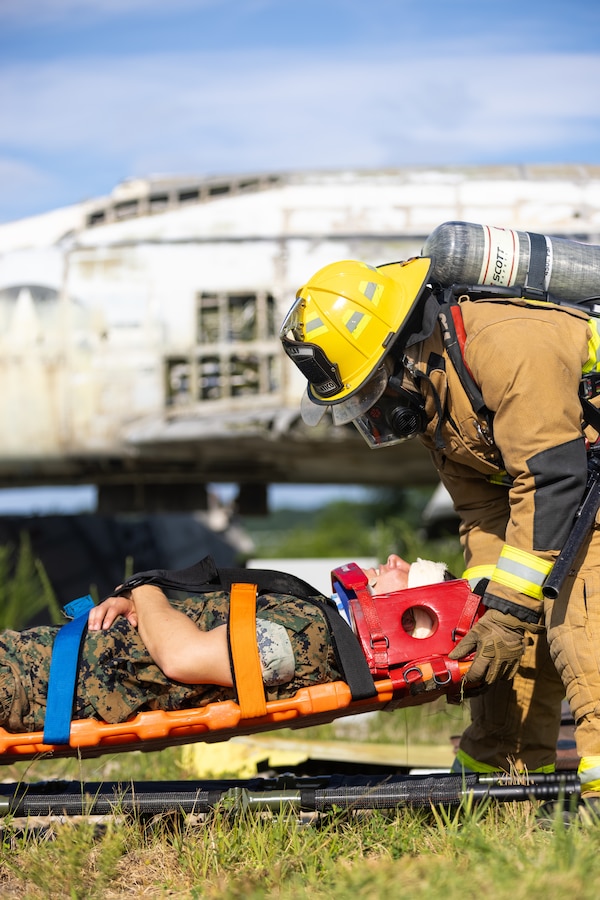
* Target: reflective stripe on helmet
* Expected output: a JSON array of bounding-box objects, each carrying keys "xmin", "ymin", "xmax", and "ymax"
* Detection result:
[
  {"xmin": 359, "ymin": 279, "xmax": 384, "ymax": 305},
  {"xmin": 305, "ymin": 316, "xmax": 328, "ymax": 338},
  {"xmin": 491, "ymin": 545, "xmax": 553, "ymax": 600}
]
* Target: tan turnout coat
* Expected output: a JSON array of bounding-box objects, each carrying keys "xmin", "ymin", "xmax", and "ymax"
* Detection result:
[{"xmin": 408, "ymin": 297, "xmax": 600, "ymax": 766}]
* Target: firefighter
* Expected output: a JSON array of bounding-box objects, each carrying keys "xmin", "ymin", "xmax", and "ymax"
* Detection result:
[{"xmin": 280, "ymin": 257, "xmax": 600, "ymax": 804}]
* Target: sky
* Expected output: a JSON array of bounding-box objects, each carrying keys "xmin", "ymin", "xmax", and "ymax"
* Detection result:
[{"xmin": 1, "ymin": 0, "xmax": 599, "ymax": 225}]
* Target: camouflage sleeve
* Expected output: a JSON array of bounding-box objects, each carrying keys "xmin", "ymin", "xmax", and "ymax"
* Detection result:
[
  {"xmin": 0, "ymin": 626, "xmax": 58, "ymax": 732},
  {"xmin": 256, "ymin": 619, "xmax": 295, "ymax": 686},
  {"xmin": 255, "ymin": 593, "xmax": 342, "ymax": 701}
]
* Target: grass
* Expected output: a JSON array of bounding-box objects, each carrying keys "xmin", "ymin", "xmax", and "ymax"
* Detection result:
[
  {"xmin": 1, "ymin": 787, "xmax": 600, "ymax": 899},
  {"xmin": 0, "ymin": 533, "xmax": 63, "ymax": 630},
  {"xmin": 0, "ymin": 529, "xmax": 592, "ymax": 897},
  {"xmin": 0, "ymin": 701, "xmax": 595, "ymax": 899}
]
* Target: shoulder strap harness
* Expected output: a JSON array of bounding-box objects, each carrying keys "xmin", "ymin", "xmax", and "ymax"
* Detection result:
[
  {"xmin": 436, "ymin": 284, "xmax": 600, "ymax": 435},
  {"xmin": 437, "ymin": 290, "xmax": 491, "ymax": 425}
]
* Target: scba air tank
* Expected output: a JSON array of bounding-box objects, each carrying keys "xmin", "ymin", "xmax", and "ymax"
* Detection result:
[{"xmin": 421, "ymin": 220, "xmax": 600, "ymax": 304}]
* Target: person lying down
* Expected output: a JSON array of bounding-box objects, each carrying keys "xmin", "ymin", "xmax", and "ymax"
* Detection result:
[{"xmin": 0, "ymin": 555, "xmax": 449, "ymax": 733}]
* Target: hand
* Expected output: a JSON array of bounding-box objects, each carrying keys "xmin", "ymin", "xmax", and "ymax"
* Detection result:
[
  {"xmin": 448, "ymin": 609, "xmax": 543, "ymax": 685},
  {"xmin": 88, "ymin": 593, "xmax": 138, "ymax": 631}
]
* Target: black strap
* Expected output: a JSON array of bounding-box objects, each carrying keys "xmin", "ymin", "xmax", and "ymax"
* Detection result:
[
  {"xmin": 117, "ymin": 556, "xmax": 377, "ymax": 702},
  {"xmin": 118, "ymin": 558, "xmax": 328, "ymax": 601},
  {"xmin": 116, "ymin": 556, "xmax": 222, "ymax": 594},
  {"xmin": 525, "ymin": 232, "xmax": 550, "ymax": 297},
  {"xmin": 581, "ymin": 397, "xmax": 600, "ymax": 434},
  {"xmin": 438, "ymin": 297, "xmax": 492, "ymax": 422},
  {"xmin": 316, "ymin": 603, "xmax": 377, "ymax": 699}
]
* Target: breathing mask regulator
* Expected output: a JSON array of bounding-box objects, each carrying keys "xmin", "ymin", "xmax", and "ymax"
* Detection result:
[{"xmin": 352, "ymin": 357, "xmax": 428, "ymax": 448}]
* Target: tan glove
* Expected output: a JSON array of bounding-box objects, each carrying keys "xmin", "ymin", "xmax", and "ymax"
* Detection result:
[{"xmin": 448, "ymin": 609, "xmax": 544, "ymax": 685}]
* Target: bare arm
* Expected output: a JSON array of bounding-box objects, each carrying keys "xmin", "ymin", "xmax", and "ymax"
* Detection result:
[{"xmin": 88, "ymin": 585, "xmax": 233, "ymax": 686}]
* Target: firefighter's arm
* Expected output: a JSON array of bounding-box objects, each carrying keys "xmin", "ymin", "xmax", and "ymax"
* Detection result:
[{"xmin": 89, "ymin": 585, "xmax": 233, "ymax": 686}]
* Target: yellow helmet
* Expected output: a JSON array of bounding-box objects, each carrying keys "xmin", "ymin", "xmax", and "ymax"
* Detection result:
[{"xmin": 280, "ymin": 256, "xmax": 433, "ymax": 420}]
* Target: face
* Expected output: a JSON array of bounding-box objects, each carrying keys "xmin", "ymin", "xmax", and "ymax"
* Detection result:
[{"xmin": 361, "ymin": 554, "xmax": 411, "ymax": 595}]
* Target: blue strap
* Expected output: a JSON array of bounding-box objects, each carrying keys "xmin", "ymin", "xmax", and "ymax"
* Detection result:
[
  {"xmin": 43, "ymin": 594, "xmax": 95, "ymax": 745},
  {"xmin": 332, "ymin": 580, "xmax": 353, "ymax": 621}
]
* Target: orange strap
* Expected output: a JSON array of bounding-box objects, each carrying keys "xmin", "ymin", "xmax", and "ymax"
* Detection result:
[{"xmin": 228, "ymin": 582, "xmax": 267, "ymax": 719}]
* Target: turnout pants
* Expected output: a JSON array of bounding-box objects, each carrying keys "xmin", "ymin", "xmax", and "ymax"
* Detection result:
[{"xmin": 459, "ymin": 529, "xmax": 600, "ymax": 771}]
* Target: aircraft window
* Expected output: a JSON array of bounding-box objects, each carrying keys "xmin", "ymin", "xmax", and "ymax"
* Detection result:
[
  {"xmin": 199, "ymin": 356, "xmax": 223, "ymax": 400},
  {"xmin": 178, "ymin": 189, "xmax": 199, "ymax": 204},
  {"xmin": 268, "ymin": 354, "xmax": 280, "ymax": 391},
  {"xmin": 88, "ymin": 210, "xmax": 106, "ymax": 226},
  {"xmin": 114, "ymin": 200, "xmax": 138, "ymax": 219},
  {"xmin": 175, "ymin": 291, "xmax": 282, "ymax": 405},
  {"xmin": 166, "ymin": 358, "xmax": 192, "ymax": 406},
  {"xmin": 167, "ymin": 350, "xmax": 280, "ymax": 405},
  {"xmin": 265, "ymin": 294, "xmax": 276, "ymax": 337},
  {"xmin": 230, "ymin": 354, "xmax": 260, "ymax": 396},
  {"xmin": 197, "ymin": 291, "xmax": 273, "ymax": 343},
  {"xmin": 228, "ymin": 294, "xmax": 257, "ymax": 341},
  {"xmin": 197, "ymin": 294, "xmax": 221, "ymax": 342},
  {"xmin": 197, "ymin": 292, "xmax": 277, "ymax": 343},
  {"xmin": 149, "ymin": 193, "xmax": 169, "ymax": 212}
]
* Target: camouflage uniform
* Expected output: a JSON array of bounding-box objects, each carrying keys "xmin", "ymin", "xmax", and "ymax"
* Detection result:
[{"xmin": 0, "ymin": 591, "xmax": 340, "ymax": 733}]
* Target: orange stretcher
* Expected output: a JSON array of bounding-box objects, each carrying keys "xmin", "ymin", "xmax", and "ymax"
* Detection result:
[{"xmin": 0, "ymin": 566, "xmax": 483, "ymax": 764}]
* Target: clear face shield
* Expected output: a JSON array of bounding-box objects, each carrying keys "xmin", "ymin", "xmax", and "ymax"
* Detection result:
[
  {"xmin": 302, "ymin": 357, "xmax": 427, "ymax": 448},
  {"xmin": 351, "ymin": 386, "xmax": 426, "ymax": 448}
]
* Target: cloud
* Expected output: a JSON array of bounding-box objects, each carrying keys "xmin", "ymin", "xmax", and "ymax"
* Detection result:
[
  {"xmin": 2, "ymin": 49, "xmax": 599, "ymax": 161},
  {"xmin": 0, "ymin": 44, "xmax": 599, "ymax": 221}
]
